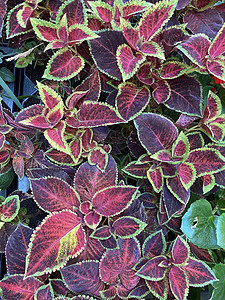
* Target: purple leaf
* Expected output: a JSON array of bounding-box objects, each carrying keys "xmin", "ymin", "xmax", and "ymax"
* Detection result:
[
  {"xmin": 116, "ymin": 83, "xmax": 150, "ymax": 121},
  {"xmin": 61, "ymin": 261, "xmax": 104, "ymax": 295},
  {"xmin": 166, "ymin": 76, "xmax": 202, "ymax": 116},
  {"xmin": 177, "ymin": 34, "xmax": 210, "ymax": 68},
  {"xmin": 89, "ymin": 30, "xmax": 127, "ymax": 80},
  {"xmin": 152, "ymin": 80, "xmax": 171, "ymax": 104},
  {"xmin": 6, "ymin": 222, "xmax": 33, "ymax": 275},
  {"xmin": 137, "ymin": 256, "xmax": 167, "ymax": 280},
  {"xmin": 143, "ymin": 230, "xmax": 166, "ymax": 258},
  {"xmin": 35, "ymin": 284, "xmax": 54, "ymax": 300},
  {"xmin": 56, "ymin": 0, "xmax": 86, "ymax": 27},
  {"xmin": 134, "ymin": 113, "xmax": 178, "ymax": 154},
  {"xmin": 122, "ymin": 161, "xmax": 149, "ymax": 179},
  {"xmin": 113, "ymin": 216, "xmax": 147, "ymax": 238},
  {"xmin": 0, "ymin": 275, "xmax": 43, "ymax": 300},
  {"xmin": 182, "ymin": 257, "xmax": 216, "ymax": 286},
  {"xmin": 146, "ymin": 278, "xmax": 168, "ymax": 300},
  {"xmin": 184, "ymin": 9, "xmax": 223, "ymax": 39},
  {"xmin": 167, "ymin": 175, "xmax": 190, "ymax": 204}
]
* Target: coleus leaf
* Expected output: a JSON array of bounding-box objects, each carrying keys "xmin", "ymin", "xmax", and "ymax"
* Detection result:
[
  {"xmin": 17, "ymin": 4, "xmax": 35, "ymax": 28},
  {"xmin": 0, "ymin": 0, "xmax": 7, "ymax": 37},
  {"xmin": 138, "ymin": 0, "xmax": 177, "ymax": 42},
  {"xmin": 122, "ymin": 161, "xmax": 149, "ymax": 179},
  {"xmin": 100, "ymin": 238, "xmax": 141, "ymax": 289},
  {"xmin": 30, "ymin": 18, "xmax": 58, "ymax": 42},
  {"xmin": 61, "ymin": 261, "xmax": 104, "ymax": 295},
  {"xmin": 165, "ymin": 76, "xmax": 202, "ymax": 117},
  {"xmin": 43, "ymin": 48, "xmax": 85, "ymax": 81},
  {"xmin": 177, "ymin": 34, "xmax": 210, "ymax": 68},
  {"xmin": 116, "ymin": 44, "xmax": 145, "ymax": 82},
  {"xmin": 0, "ymin": 275, "xmax": 43, "ymax": 300},
  {"xmin": 89, "ymin": 30, "xmax": 127, "ymax": 80},
  {"xmin": 6, "ymin": 4, "xmax": 32, "ymax": 38},
  {"xmin": 182, "ymin": 257, "xmax": 216, "ymax": 287},
  {"xmin": 112, "ymin": 216, "xmax": 147, "ymax": 238},
  {"xmin": 88, "ymin": 146, "xmax": 109, "ymax": 172},
  {"xmin": 147, "ymin": 166, "xmax": 163, "ymax": 193},
  {"xmin": 184, "ymin": 9, "xmax": 223, "ymax": 40},
  {"xmin": 137, "ymin": 62, "xmax": 154, "ymax": 85},
  {"xmin": 166, "ymin": 175, "xmax": 191, "ymax": 204},
  {"xmin": 6, "ymin": 222, "xmax": 33, "ymax": 275},
  {"xmin": 122, "ymin": 0, "xmax": 151, "ymax": 19},
  {"xmin": 116, "ymin": 82, "xmax": 150, "ymax": 121},
  {"xmin": 88, "ymin": 1, "xmax": 113, "ymax": 23},
  {"xmin": 160, "ymin": 61, "xmax": 189, "ymax": 79},
  {"xmin": 92, "ymin": 185, "xmax": 138, "ymax": 217},
  {"xmin": 0, "ymin": 195, "xmax": 20, "ymax": 222},
  {"xmin": 56, "ymin": 0, "xmax": 87, "ymax": 27},
  {"xmin": 44, "ymin": 121, "xmax": 70, "ymax": 154},
  {"xmin": 90, "ymin": 226, "xmax": 111, "ymax": 240},
  {"xmin": 66, "ymin": 101, "xmax": 124, "ymax": 128},
  {"xmin": 177, "ymin": 162, "xmax": 196, "ymax": 191},
  {"xmin": 25, "ymin": 210, "xmax": 86, "ymax": 277},
  {"xmin": 140, "ymin": 41, "xmax": 165, "ymax": 59},
  {"xmin": 152, "ymin": 80, "xmax": 171, "ymax": 104},
  {"xmin": 16, "ymin": 104, "xmax": 49, "ymax": 129},
  {"xmin": 208, "ymin": 22, "xmax": 225, "ymax": 59},
  {"xmin": 172, "ymin": 131, "xmax": 189, "ymax": 158},
  {"xmin": 30, "ymin": 176, "xmax": 80, "ymax": 213},
  {"xmin": 171, "ymin": 236, "xmax": 190, "ymax": 265},
  {"xmin": 136, "ymin": 255, "xmax": 167, "ymax": 281},
  {"xmin": 134, "ymin": 113, "xmax": 178, "ymax": 155},
  {"xmin": 121, "ymin": 18, "xmax": 140, "ymax": 50},
  {"xmin": 202, "ymin": 90, "xmax": 222, "ymax": 122},
  {"xmin": 68, "ymin": 23, "xmax": 99, "ymax": 44},
  {"xmin": 142, "ymin": 230, "xmax": 166, "ymax": 258},
  {"xmin": 169, "ymin": 265, "xmax": 189, "ymax": 300},
  {"xmin": 74, "ymin": 156, "xmax": 117, "ymax": 202},
  {"xmin": 202, "ymin": 174, "xmax": 215, "ymax": 194},
  {"xmin": 181, "ymin": 199, "xmax": 219, "ymax": 249},
  {"xmin": 34, "ymin": 284, "xmax": 54, "ymax": 300},
  {"xmin": 186, "ymin": 147, "xmax": 225, "ymax": 176},
  {"xmin": 146, "ymin": 278, "xmax": 168, "ymax": 300}
]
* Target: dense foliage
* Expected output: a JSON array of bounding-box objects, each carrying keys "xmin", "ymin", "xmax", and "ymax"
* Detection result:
[{"xmin": 1, "ymin": 0, "xmax": 225, "ymax": 299}]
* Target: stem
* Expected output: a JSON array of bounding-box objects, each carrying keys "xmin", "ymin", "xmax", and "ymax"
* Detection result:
[{"xmin": 0, "ymin": 77, "xmax": 23, "ymax": 110}]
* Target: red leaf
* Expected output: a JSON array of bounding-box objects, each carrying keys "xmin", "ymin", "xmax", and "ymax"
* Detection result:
[
  {"xmin": 84, "ymin": 211, "xmax": 101, "ymax": 229},
  {"xmin": 74, "ymin": 156, "xmax": 117, "ymax": 202},
  {"xmin": 66, "ymin": 101, "xmax": 124, "ymax": 128},
  {"xmin": 25, "ymin": 210, "xmax": 86, "ymax": 277},
  {"xmin": 113, "ymin": 216, "xmax": 146, "ymax": 238},
  {"xmin": 137, "ymin": 62, "xmax": 154, "ymax": 85},
  {"xmin": 207, "ymin": 56, "xmax": 225, "ymax": 81},
  {"xmin": 116, "ymin": 83, "xmax": 150, "ymax": 121},
  {"xmin": 138, "ymin": 0, "xmax": 177, "ymax": 41},
  {"xmin": 169, "ymin": 266, "xmax": 189, "ymax": 300},
  {"xmin": 92, "ymin": 186, "xmax": 138, "ymax": 217},
  {"xmin": 146, "ymin": 278, "xmax": 168, "ymax": 300},
  {"xmin": 12, "ymin": 155, "xmax": 24, "ymax": 180},
  {"xmin": 0, "ymin": 0, "xmax": 7, "ymax": 37},
  {"xmin": 172, "ymin": 236, "xmax": 190, "ymax": 265},
  {"xmin": 6, "ymin": 223, "xmax": 33, "ymax": 275},
  {"xmin": 186, "ymin": 148, "xmax": 225, "ymax": 176},
  {"xmin": 182, "ymin": 257, "xmax": 216, "ymax": 286},
  {"xmin": 0, "ymin": 195, "xmax": 20, "ymax": 222},
  {"xmin": 0, "ymin": 275, "xmax": 43, "ymax": 300},
  {"xmin": 116, "ymin": 44, "xmax": 145, "ymax": 81},
  {"xmin": 209, "ymin": 22, "xmax": 225, "ymax": 59},
  {"xmin": 160, "ymin": 62, "xmax": 189, "ymax": 79},
  {"xmin": 122, "ymin": 161, "xmax": 149, "ymax": 179},
  {"xmin": 30, "ymin": 177, "xmax": 80, "ymax": 213},
  {"xmin": 153, "ymin": 80, "xmax": 171, "ymax": 104},
  {"xmin": 147, "ymin": 167, "xmax": 163, "ymax": 193},
  {"xmin": 44, "ymin": 48, "xmax": 85, "ymax": 81},
  {"xmin": 35, "ymin": 284, "xmax": 54, "ymax": 300},
  {"xmin": 44, "ymin": 121, "xmax": 69, "ymax": 154},
  {"xmin": 100, "ymin": 238, "xmax": 141, "ymax": 289}
]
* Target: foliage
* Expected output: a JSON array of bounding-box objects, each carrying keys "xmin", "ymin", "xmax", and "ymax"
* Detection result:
[{"xmin": 2, "ymin": 0, "xmax": 225, "ymax": 299}]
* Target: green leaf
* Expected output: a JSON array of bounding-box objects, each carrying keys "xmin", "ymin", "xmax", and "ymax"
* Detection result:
[
  {"xmin": 0, "ymin": 166, "xmax": 15, "ymax": 191},
  {"xmin": 0, "ymin": 67, "xmax": 15, "ymax": 82},
  {"xmin": 181, "ymin": 199, "xmax": 219, "ymax": 249},
  {"xmin": 217, "ymin": 213, "xmax": 225, "ymax": 249},
  {"xmin": 211, "ymin": 264, "xmax": 225, "ymax": 300}
]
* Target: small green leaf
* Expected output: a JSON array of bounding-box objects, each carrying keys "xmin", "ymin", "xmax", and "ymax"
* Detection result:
[{"xmin": 217, "ymin": 213, "xmax": 225, "ymax": 249}]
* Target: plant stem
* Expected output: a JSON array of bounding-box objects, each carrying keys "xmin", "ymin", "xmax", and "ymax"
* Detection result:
[{"xmin": 0, "ymin": 76, "xmax": 23, "ymax": 110}]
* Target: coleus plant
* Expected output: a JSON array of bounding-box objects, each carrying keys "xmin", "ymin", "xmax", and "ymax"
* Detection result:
[{"xmin": 2, "ymin": 0, "xmax": 225, "ymax": 299}]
